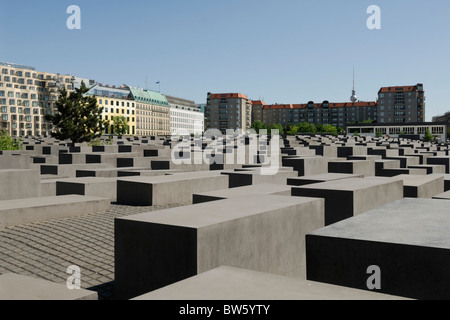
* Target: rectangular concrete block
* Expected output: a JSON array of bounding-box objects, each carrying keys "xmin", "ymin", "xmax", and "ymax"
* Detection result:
[
  {"xmin": 193, "ymin": 183, "xmax": 291, "ymax": 204},
  {"xmin": 221, "ymin": 168, "xmax": 297, "ymax": 188},
  {"xmin": 287, "ymin": 173, "xmax": 363, "ymax": 186},
  {"xmin": 56, "ymin": 177, "xmax": 117, "ymax": 201},
  {"xmin": 377, "ymin": 168, "xmax": 428, "ymax": 177},
  {"xmin": 281, "ymin": 156, "xmax": 328, "ymax": 176},
  {"xmin": 328, "ymin": 160, "xmax": 375, "ymax": 177},
  {"xmin": 306, "ymin": 198, "xmax": 450, "ymax": 300},
  {"xmin": 0, "ymin": 195, "xmax": 111, "ymax": 229},
  {"xmin": 427, "ymin": 156, "xmax": 450, "ymax": 174},
  {"xmin": 292, "ymin": 177, "xmax": 404, "ymax": 225},
  {"xmin": 0, "ymin": 169, "xmax": 41, "ymax": 200},
  {"xmin": 134, "ymin": 266, "xmax": 408, "ymax": 300},
  {"xmin": 386, "ymin": 156, "xmax": 420, "ymax": 168},
  {"xmin": 390, "ymin": 174, "xmax": 445, "ymax": 198},
  {"xmin": 116, "ymin": 171, "xmax": 229, "ymax": 206},
  {"xmin": 0, "ymin": 273, "xmax": 98, "ymax": 300},
  {"xmin": 407, "ymin": 164, "xmax": 447, "ymax": 174},
  {"xmin": 115, "ymin": 194, "xmax": 324, "ymax": 299}
]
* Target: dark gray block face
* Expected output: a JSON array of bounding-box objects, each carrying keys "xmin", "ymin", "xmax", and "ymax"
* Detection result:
[
  {"xmin": 306, "ymin": 198, "xmax": 450, "ymax": 300},
  {"xmin": 115, "ymin": 221, "xmax": 197, "ymax": 300},
  {"xmin": 117, "ymin": 180, "xmax": 153, "ymax": 206},
  {"xmin": 56, "ymin": 182, "xmax": 85, "ymax": 196},
  {"xmin": 292, "ymin": 177, "xmax": 403, "ymax": 226}
]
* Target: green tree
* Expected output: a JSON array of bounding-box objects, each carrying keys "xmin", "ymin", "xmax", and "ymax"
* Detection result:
[
  {"xmin": 323, "ymin": 124, "xmax": 338, "ymax": 135},
  {"xmin": 0, "ymin": 130, "xmax": 22, "ymax": 150},
  {"xmin": 45, "ymin": 82, "xmax": 106, "ymax": 146},
  {"xmin": 423, "ymin": 128, "xmax": 433, "ymax": 142},
  {"xmin": 251, "ymin": 121, "xmax": 265, "ymax": 134},
  {"xmin": 271, "ymin": 123, "xmax": 284, "ymax": 135},
  {"xmin": 112, "ymin": 116, "xmax": 130, "ymax": 135},
  {"xmin": 316, "ymin": 123, "xmax": 325, "ymax": 133},
  {"xmin": 297, "ymin": 122, "xmax": 316, "ymax": 134}
]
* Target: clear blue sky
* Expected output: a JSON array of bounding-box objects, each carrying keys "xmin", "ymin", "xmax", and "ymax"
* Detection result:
[{"xmin": 1, "ymin": 0, "xmax": 450, "ymax": 120}]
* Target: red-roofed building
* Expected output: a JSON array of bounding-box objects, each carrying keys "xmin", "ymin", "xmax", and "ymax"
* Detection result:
[
  {"xmin": 255, "ymin": 101, "xmax": 378, "ymax": 128},
  {"xmin": 205, "ymin": 92, "xmax": 252, "ymax": 133},
  {"xmin": 377, "ymin": 83, "xmax": 425, "ymax": 123}
]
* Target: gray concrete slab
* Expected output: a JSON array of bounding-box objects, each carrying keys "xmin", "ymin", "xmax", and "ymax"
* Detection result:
[
  {"xmin": 377, "ymin": 168, "xmax": 428, "ymax": 177},
  {"xmin": 281, "ymin": 156, "xmax": 328, "ymax": 176},
  {"xmin": 328, "ymin": 160, "xmax": 375, "ymax": 177},
  {"xmin": 56, "ymin": 177, "xmax": 118, "ymax": 201},
  {"xmin": 287, "ymin": 173, "xmax": 363, "ymax": 186},
  {"xmin": 0, "ymin": 169, "xmax": 41, "ymax": 201},
  {"xmin": 193, "ymin": 183, "xmax": 291, "ymax": 204},
  {"xmin": 115, "ymin": 194, "xmax": 324, "ymax": 299},
  {"xmin": 432, "ymin": 190, "xmax": 450, "ymax": 200},
  {"xmin": 75, "ymin": 167, "xmax": 149, "ymax": 178},
  {"xmin": 390, "ymin": 174, "xmax": 445, "ymax": 198},
  {"xmin": 220, "ymin": 168, "xmax": 297, "ymax": 188},
  {"xmin": 0, "ymin": 273, "xmax": 98, "ymax": 300},
  {"xmin": 407, "ymin": 164, "xmax": 447, "ymax": 174},
  {"xmin": 116, "ymin": 171, "xmax": 229, "ymax": 206},
  {"xmin": 427, "ymin": 156, "xmax": 450, "ymax": 173},
  {"xmin": 306, "ymin": 198, "xmax": 450, "ymax": 300},
  {"xmin": 292, "ymin": 177, "xmax": 404, "ymax": 225},
  {"xmin": 134, "ymin": 266, "xmax": 409, "ymax": 300},
  {"xmin": 0, "ymin": 195, "xmax": 111, "ymax": 230}
]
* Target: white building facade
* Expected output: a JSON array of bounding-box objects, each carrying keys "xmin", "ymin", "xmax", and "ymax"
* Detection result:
[{"xmin": 166, "ymin": 95, "xmax": 204, "ymax": 135}]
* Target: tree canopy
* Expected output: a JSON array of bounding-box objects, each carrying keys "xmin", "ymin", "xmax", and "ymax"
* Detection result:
[{"xmin": 45, "ymin": 82, "xmax": 106, "ymax": 146}]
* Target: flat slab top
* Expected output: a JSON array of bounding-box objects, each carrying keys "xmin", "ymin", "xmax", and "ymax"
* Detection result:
[
  {"xmin": 433, "ymin": 190, "xmax": 450, "ymax": 200},
  {"xmin": 0, "ymin": 273, "xmax": 97, "ymax": 300},
  {"xmin": 0, "ymin": 169, "xmax": 38, "ymax": 173},
  {"xmin": 117, "ymin": 171, "xmax": 224, "ymax": 183},
  {"xmin": 78, "ymin": 167, "xmax": 148, "ymax": 172},
  {"xmin": 390, "ymin": 174, "xmax": 444, "ymax": 186},
  {"xmin": 117, "ymin": 194, "xmax": 322, "ymax": 229},
  {"xmin": 288, "ymin": 173, "xmax": 363, "ymax": 181},
  {"xmin": 134, "ymin": 266, "xmax": 408, "ymax": 300},
  {"xmin": 293, "ymin": 177, "xmax": 400, "ymax": 191},
  {"xmin": 0, "ymin": 195, "xmax": 108, "ymax": 210},
  {"xmin": 194, "ymin": 183, "xmax": 291, "ymax": 198},
  {"xmin": 55, "ymin": 177, "xmax": 118, "ymax": 184},
  {"xmin": 309, "ymin": 198, "xmax": 450, "ymax": 249},
  {"xmin": 328, "ymin": 160, "xmax": 374, "ymax": 164}
]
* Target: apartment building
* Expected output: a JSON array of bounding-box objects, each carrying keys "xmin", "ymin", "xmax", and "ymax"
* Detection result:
[
  {"xmin": 205, "ymin": 93, "xmax": 252, "ymax": 133},
  {"xmin": 254, "ymin": 101, "xmax": 378, "ymax": 128},
  {"xmin": 377, "ymin": 84, "xmax": 425, "ymax": 123},
  {"xmin": 0, "ymin": 62, "xmax": 76, "ymax": 137}
]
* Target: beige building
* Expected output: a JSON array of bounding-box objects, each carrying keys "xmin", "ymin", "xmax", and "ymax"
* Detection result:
[
  {"xmin": 205, "ymin": 93, "xmax": 252, "ymax": 133},
  {"xmin": 0, "ymin": 62, "xmax": 76, "ymax": 137},
  {"xmin": 86, "ymin": 84, "xmax": 136, "ymax": 135},
  {"xmin": 130, "ymin": 88, "xmax": 170, "ymax": 136}
]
